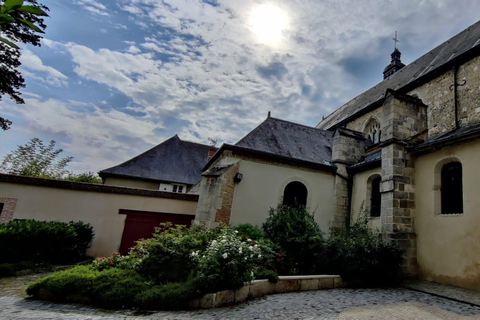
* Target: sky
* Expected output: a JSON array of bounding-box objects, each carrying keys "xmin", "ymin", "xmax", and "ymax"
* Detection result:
[{"xmin": 1, "ymin": 0, "xmax": 480, "ymax": 173}]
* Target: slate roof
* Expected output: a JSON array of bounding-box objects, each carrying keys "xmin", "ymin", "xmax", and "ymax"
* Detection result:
[
  {"xmin": 99, "ymin": 135, "xmax": 213, "ymax": 185},
  {"xmin": 234, "ymin": 117, "xmax": 334, "ymax": 166},
  {"xmin": 318, "ymin": 19, "xmax": 480, "ymax": 130},
  {"xmin": 408, "ymin": 122, "xmax": 480, "ymax": 152}
]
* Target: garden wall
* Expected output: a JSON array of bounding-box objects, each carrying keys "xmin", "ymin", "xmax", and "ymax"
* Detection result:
[{"xmin": 0, "ymin": 174, "xmax": 198, "ymax": 257}]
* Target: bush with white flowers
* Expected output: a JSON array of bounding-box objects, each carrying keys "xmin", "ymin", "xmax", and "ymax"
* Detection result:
[{"xmin": 193, "ymin": 227, "xmax": 262, "ymax": 292}]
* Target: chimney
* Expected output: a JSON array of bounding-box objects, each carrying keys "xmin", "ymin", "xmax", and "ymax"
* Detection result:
[{"xmin": 207, "ymin": 146, "xmax": 217, "ymax": 161}]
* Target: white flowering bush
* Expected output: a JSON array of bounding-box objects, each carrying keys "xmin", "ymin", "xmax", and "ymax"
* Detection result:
[{"xmin": 193, "ymin": 227, "xmax": 262, "ymax": 292}]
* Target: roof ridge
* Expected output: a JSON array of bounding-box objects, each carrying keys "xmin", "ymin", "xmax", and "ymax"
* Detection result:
[
  {"xmin": 268, "ymin": 117, "xmax": 331, "ymax": 133},
  {"xmin": 318, "ymin": 19, "xmax": 480, "ymax": 129}
]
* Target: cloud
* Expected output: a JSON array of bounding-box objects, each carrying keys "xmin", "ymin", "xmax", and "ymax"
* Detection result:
[
  {"xmin": 74, "ymin": 0, "xmax": 109, "ymax": 16},
  {"xmin": 7, "ymin": 0, "xmax": 480, "ymax": 174},
  {"xmin": 20, "ymin": 50, "xmax": 69, "ymax": 87},
  {"xmin": 0, "ymin": 97, "xmax": 162, "ymax": 172}
]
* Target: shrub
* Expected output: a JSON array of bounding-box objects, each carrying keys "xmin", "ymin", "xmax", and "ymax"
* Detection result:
[
  {"xmin": 27, "ymin": 265, "xmax": 149, "ymax": 309},
  {"xmin": 254, "ymin": 269, "xmax": 279, "ymax": 283},
  {"xmin": 262, "ymin": 205, "xmax": 325, "ymax": 274},
  {"xmin": 92, "ymin": 252, "xmax": 138, "ymax": 271},
  {"xmin": 88, "ymin": 268, "xmax": 149, "ymax": 309},
  {"xmin": 131, "ymin": 223, "xmax": 215, "ymax": 284},
  {"xmin": 134, "ymin": 280, "xmax": 198, "ymax": 310},
  {"xmin": 0, "ymin": 219, "xmax": 93, "ymax": 263},
  {"xmin": 326, "ymin": 213, "xmax": 402, "ymax": 286},
  {"xmin": 193, "ymin": 227, "xmax": 262, "ymax": 293},
  {"xmin": 234, "ymin": 224, "xmax": 265, "ymax": 240}
]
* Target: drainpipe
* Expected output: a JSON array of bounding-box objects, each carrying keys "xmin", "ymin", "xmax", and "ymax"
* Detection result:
[{"xmin": 452, "ymin": 66, "xmax": 459, "ymax": 129}]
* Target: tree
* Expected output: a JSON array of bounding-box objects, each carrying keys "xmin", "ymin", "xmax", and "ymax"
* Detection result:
[
  {"xmin": 0, "ymin": 0, "xmax": 49, "ymax": 130},
  {"xmin": 0, "ymin": 137, "xmax": 73, "ymax": 178}
]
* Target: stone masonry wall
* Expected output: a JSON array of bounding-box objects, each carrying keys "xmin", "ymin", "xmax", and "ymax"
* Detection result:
[
  {"xmin": 410, "ymin": 54, "xmax": 480, "ymax": 137},
  {"xmin": 331, "ymin": 129, "xmax": 365, "ymax": 229},
  {"xmin": 346, "ymin": 107, "xmax": 383, "ymax": 134},
  {"xmin": 214, "ymin": 164, "xmax": 239, "ymax": 225},
  {"xmin": 0, "ymin": 197, "xmax": 17, "ymax": 224},
  {"xmin": 380, "ymin": 91, "xmax": 426, "ymax": 277}
]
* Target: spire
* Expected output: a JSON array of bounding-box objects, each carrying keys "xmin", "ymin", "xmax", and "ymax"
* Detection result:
[{"xmin": 383, "ymin": 31, "xmax": 405, "ymax": 79}]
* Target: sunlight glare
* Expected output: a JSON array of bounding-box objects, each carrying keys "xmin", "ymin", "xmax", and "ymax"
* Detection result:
[{"xmin": 249, "ymin": 4, "xmax": 289, "ymax": 45}]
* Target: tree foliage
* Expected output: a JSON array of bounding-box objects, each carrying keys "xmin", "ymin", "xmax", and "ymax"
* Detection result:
[
  {"xmin": 0, "ymin": 0, "xmax": 49, "ymax": 130},
  {"xmin": 0, "ymin": 137, "xmax": 73, "ymax": 178}
]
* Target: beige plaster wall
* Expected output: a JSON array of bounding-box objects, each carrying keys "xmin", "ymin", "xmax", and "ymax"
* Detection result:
[
  {"xmin": 0, "ymin": 183, "xmax": 197, "ymax": 257},
  {"xmin": 350, "ymin": 167, "xmax": 382, "ymax": 230},
  {"xmin": 104, "ymin": 177, "xmax": 159, "ymax": 190},
  {"xmin": 229, "ymin": 160, "xmax": 336, "ymax": 233},
  {"xmin": 415, "ymin": 138, "xmax": 480, "ymax": 290}
]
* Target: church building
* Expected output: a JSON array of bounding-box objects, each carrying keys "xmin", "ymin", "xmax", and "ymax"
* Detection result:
[{"xmin": 192, "ymin": 20, "xmax": 480, "ymax": 290}]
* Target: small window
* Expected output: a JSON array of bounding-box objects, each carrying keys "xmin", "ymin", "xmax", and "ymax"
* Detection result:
[
  {"xmin": 370, "ymin": 177, "xmax": 381, "ymax": 217},
  {"xmin": 178, "ymin": 185, "xmax": 184, "ymax": 193},
  {"xmin": 0, "ymin": 203, "xmax": 4, "ymax": 216},
  {"xmin": 172, "ymin": 185, "xmax": 178, "ymax": 192},
  {"xmin": 441, "ymin": 162, "xmax": 463, "ymax": 214},
  {"xmin": 283, "ymin": 181, "xmax": 307, "ymax": 208}
]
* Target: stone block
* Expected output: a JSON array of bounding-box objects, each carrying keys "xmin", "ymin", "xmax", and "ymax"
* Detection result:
[
  {"xmin": 249, "ymin": 280, "xmax": 275, "ymax": 297},
  {"xmin": 234, "ymin": 285, "xmax": 250, "ymax": 302},
  {"xmin": 214, "ymin": 290, "xmax": 235, "ymax": 307},
  {"xmin": 300, "ymin": 279, "xmax": 319, "ymax": 291},
  {"xmin": 198, "ymin": 293, "xmax": 216, "ymax": 309},
  {"xmin": 318, "ymin": 278, "xmax": 334, "ymax": 289},
  {"xmin": 275, "ymin": 279, "xmax": 301, "ymax": 293},
  {"xmin": 333, "ymin": 277, "xmax": 346, "ymax": 288}
]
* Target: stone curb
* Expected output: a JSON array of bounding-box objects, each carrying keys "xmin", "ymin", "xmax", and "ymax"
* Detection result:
[{"xmin": 188, "ymin": 275, "xmax": 345, "ymax": 309}]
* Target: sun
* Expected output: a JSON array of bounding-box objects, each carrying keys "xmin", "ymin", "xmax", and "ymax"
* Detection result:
[{"xmin": 249, "ymin": 4, "xmax": 289, "ymax": 45}]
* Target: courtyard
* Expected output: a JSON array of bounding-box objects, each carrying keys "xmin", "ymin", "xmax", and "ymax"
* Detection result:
[{"xmin": 2, "ymin": 273, "xmax": 480, "ymax": 319}]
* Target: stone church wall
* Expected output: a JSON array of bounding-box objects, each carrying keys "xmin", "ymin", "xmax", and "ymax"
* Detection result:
[
  {"xmin": 415, "ymin": 138, "xmax": 480, "ymax": 290},
  {"xmin": 346, "ymin": 107, "xmax": 383, "ymax": 135},
  {"xmin": 409, "ymin": 54, "xmax": 480, "ymax": 138}
]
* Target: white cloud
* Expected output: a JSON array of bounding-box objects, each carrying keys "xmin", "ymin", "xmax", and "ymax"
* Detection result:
[
  {"xmin": 20, "ymin": 50, "xmax": 69, "ymax": 87},
  {"xmin": 0, "ymin": 97, "xmax": 163, "ymax": 172}
]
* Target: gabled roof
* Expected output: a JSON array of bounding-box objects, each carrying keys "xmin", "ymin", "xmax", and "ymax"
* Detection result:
[
  {"xmin": 318, "ymin": 19, "xmax": 480, "ymax": 130},
  {"xmin": 99, "ymin": 135, "xmax": 213, "ymax": 185},
  {"xmin": 234, "ymin": 117, "xmax": 334, "ymax": 166}
]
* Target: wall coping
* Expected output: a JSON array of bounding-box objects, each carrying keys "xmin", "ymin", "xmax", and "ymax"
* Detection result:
[
  {"xmin": 0, "ymin": 174, "xmax": 199, "ymax": 201},
  {"xmin": 189, "ymin": 275, "xmax": 346, "ymax": 309}
]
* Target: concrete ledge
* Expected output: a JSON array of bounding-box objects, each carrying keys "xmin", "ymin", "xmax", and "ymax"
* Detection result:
[{"xmin": 188, "ymin": 275, "xmax": 345, "ymax": 309}]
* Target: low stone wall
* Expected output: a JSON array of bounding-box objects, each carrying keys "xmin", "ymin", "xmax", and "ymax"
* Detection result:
[{"xmin": 189, "ymin": 275, "xmax": 345, "ymax": 309}]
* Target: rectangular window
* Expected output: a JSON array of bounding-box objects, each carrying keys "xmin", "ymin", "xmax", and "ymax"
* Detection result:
[
  {"xmin": 0, "ymin": 202, "xmax": 4, "ymax": 216},
  {"xmin": 172, "ymin": 185, "xmax": 178, "ymax": 193},
  {"xmin": 178, "ymin": 185, "xmax": 184, "ymax": 193}
]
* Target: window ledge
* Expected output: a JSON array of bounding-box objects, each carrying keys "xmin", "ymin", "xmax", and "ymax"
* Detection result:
[{"xmin": 438, "ymin": 213, "xmax": 463, "ymax": 217}]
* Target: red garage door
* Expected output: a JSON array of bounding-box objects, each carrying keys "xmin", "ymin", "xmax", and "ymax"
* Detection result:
[{"xmin": 119, "ymin": 210, "xmax": 195, "ymax": 255}]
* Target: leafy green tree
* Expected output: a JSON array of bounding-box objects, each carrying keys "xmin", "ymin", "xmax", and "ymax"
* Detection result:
[
  {"xmin": 0, "ymin": 0, "xmax": 49, "ymax": 130},
  {"xmin": 65, "ymin": 171, "xmax": 102, "ymax": 184},
  {"xmin": 0, "ymin": 137, "xmax": 73, "ymax": 178}
]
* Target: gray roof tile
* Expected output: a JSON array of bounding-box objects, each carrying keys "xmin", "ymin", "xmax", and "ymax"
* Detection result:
[
  {"xmin": 235, "ymin": 117, "xmax": 334, "ymax": 166},
  {"xmin": 99, "ymin": 135, "xmax": 213, "ymax": 185}
]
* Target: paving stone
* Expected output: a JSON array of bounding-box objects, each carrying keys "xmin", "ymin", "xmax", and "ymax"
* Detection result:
[{"xmin": 2, "ymin": 274, "xmax": 480, "ymax": 319}]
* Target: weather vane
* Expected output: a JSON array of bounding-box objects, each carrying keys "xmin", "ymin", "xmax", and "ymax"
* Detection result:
[{"xmin": 392, "ymin": 31, "xmax": 399, "ymax": 49}]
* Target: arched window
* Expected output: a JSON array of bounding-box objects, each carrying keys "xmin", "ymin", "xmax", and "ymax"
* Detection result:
[
  {"xmin": 283, "ymin": 181, "xmax": 307, "ymax": 208},
  {"xmin": 364, "ymin": 118, "xmax": 381, "ymax": 144},
  {"xmin": 441, "ymin": 162, "xmax": 463, "ymax": 214},
  {"xmin": 370, "ymin": 177, "xmax": 381, "ymax": 217}
]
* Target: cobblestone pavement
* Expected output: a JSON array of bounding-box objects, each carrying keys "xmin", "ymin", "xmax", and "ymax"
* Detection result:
[{"xmin": 2, "ymin": 274, "xmax": 480, "ymax": 319}]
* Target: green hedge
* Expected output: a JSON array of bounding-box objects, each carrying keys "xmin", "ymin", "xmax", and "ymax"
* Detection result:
[
  {"xmin": 27, "ymin": 265, "xmax": 198, "ymax": 309},
  {"xmin": 0, "ymin": 220, "xmax": 94, "ymax": 263}
]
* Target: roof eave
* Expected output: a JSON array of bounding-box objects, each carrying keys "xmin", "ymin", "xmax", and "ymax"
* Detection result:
[{"xmin": 203, "ymin": 144, "xmax": 336, "ymax": 173}]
